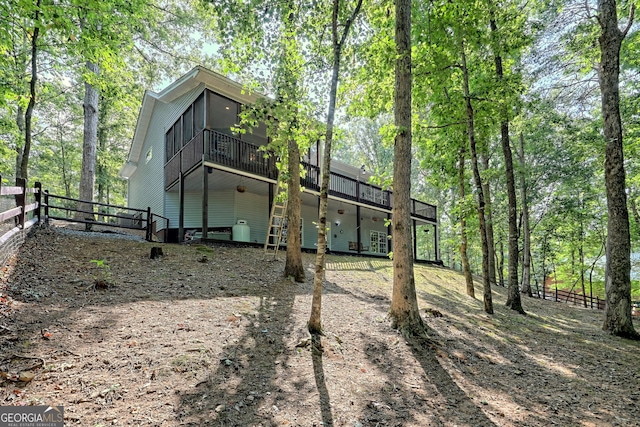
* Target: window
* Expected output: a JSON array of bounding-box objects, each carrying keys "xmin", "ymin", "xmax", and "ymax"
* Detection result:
[
  {"xmin": 183, "ymin": 105, "xmax": 193, "ymax": 143},
  {"xmin": 165, "ymin": 92, "xmax": 207, "ymax": 163},
  {"xmin": 208, "ymin": 92, "xmax": 239, "ymax": 136},
  {"xmin": 165, "ymin": 128, "xmax": 174, "ymax": 160},
  {"xmin": 242, "ymin": 120, "xmax": 268, "ymax": 146},
  {"xmin": 370, "ymin": 230, "xmax": 388, "ymax": 255},
  {"xmin": 194, "ymin": 93, "xmax": 205, "ymax": 134},
  {"xmin": 173, "ymin": 122, "xmax": 182, "ymax": 153}
]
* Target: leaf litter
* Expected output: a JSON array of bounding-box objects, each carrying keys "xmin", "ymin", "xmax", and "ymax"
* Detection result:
[{"xmin": 0, "ymin": 224, "xmax": 638, "ymax": 426}]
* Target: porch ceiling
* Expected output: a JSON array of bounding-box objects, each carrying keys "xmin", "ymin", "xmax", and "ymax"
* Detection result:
[{"xmin": 168, "ymin": 166, "xmax": 272, "ymax": 194}]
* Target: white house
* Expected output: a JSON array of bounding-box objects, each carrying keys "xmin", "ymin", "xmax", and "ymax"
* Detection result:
[{"xmin": 119, "ymin": 66, "xmax": 439, "ymax": 261}]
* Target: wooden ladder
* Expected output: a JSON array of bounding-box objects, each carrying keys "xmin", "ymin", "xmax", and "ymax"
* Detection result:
[{"xmin": 263, "ymin": 182, "xmax": 288, "ymax": 258}]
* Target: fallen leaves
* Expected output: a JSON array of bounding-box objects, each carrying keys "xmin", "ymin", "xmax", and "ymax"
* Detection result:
[{"xmin": 0, "ymin": 355, "xmax": 43, "ymax": 383}]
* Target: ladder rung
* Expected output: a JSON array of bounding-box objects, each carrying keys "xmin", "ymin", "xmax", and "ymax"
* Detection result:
[{"xmin": 264, "ymin": 181, "xmax": 289, "ymax": 258}]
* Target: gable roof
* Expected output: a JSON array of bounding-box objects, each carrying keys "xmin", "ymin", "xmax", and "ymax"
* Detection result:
[{"xmin": 119, "ymin": 66, "xmax": 262, "ymax": 178}]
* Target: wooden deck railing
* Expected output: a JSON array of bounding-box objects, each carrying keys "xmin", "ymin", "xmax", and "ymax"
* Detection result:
[{"xmin": 166, "ymin": 128, "xmax": 437, "ymax": 222}]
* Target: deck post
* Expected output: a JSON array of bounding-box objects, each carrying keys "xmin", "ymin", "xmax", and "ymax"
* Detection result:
[
  {"xmin": 44, "ymin": 190, "xmax": 50, "ymax": 224},
  {"xmin": 178, "ymin": 171, "xmax": 185, "ymax": 243},
  {"xmin": 145, "ymin": 207, "xmax": 152, "ymax": 241},
  {"xmin": 434, "ymin": 213, "xmax": 440, "ymax": 262},
  {"xmin": 412, "ymin": 218, "xmax": 417, "ymax": 261},
  {"xmin": 356, "ymin": 205, "xmax": 361, "ymax": 254},
  {"xmin": 268, "ymin": 182, "xmax": 274, "ymax": 244},
  {"xmin": 202, "ymin": 160, "xmax": 209, "ymax": 239},
  {"xmin": 387, "ymin": 212, "xmax": 392, "ymax": 254}
]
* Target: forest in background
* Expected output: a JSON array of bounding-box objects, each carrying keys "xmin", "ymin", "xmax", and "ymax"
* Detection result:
[{"xmin": 2, "ymin": 0, "xmax": 640, "ymax": 303}]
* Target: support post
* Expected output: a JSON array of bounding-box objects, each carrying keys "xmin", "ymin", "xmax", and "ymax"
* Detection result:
[
  {"xmin": 178, "ymin": 172, "xmax": 185, "ymax": 243},
  {"xmin": 145, "ymin": 207, "xmax": 152, "ymax": 241},
  {"xmin": 356, "ymin": 205, "xmax": 361, "ymax": 254},
  {"xmin": 202, "ymin": 162, "xmax": 209, "ymax": 239},
  {"xmin": 412, "ymin": 218, "xmax": 417, "ymax": 261},
  {"xmin": 387, "ymin": 212, "xmax": 392, "ymax": 254},
  {"xmin": 35, "ymin": 182, "xmax": 42, "ymax": 223},
  {"xmin": 44, "ymin": 190, "xmax": 50, "ymax": 224}
]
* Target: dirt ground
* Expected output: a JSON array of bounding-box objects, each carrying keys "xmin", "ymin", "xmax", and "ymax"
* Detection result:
[{"xmin": 1, "ymin": 224, "xmax": 639, "ymax": 427}]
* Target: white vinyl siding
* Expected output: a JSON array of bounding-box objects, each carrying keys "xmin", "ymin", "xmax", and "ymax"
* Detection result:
[
  {"xmin": 234, "ymin": 191, "xmax": 269, "ymax": 243},
  {"xmin": 127, "ymin": 84, "xmax": 206, "ymax": 229},
  {"xmin": 165, "ymin": 188, "xmax": 269, "ymax": 243}
]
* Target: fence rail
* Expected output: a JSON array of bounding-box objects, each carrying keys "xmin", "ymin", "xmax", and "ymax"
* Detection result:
[
  {"xmin": 1, "ymin": 177, "xmax": 42, "ymax": 268},
  {"xmin": 43, "ymin": 192, "xmax": 169, "ymax": 242},
  {"xmin": 0, "ymin": 177, "xmax": 41, "ymax": 229},
  {"xmin": 533, "ymin": 286, "xmax": 640, "ymax": 317}
]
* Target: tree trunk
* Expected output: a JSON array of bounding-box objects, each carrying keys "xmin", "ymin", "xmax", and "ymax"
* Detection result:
[
  {"xmin": 58, "ymin": 125, "xmax": 71, "ymax": 198},
  {"xmin": 489, "ymin": 14, "xmax": 524, "ymax": 314},
  {"xmin": 497, "ymin": 240, "xmax": 505, "ymax": 287},
  {"xmin": 461, "ymin": 45, "xmax": 493, "ymax": 314},
  {"xmin": 458, "ymin": 144, "xmax": 474, "ymax": 298},
  {"xmin": 15, "ymin": 105, "xmax": 25, "ymax": 178},
  {"xmin": 597, "ymin": 0, "xmax": 638, "ymax": 338},
  {"xmin": 97, "ymin": 96, "xmax": 107, "ymax": 205},
  {"xmin": 308, "ymin": 0, "xmax": 362, "ymax": 334},
  {"xmin": 18, "ymin": 0, "xmax": 41, "ymax": 180},
  {"xmin": 284, "ymin": 137, "xmax": 306, "ymax": 282},
  {"xmin": 518, "ymin": 133, "xmax": 532, "ymax": 296},
  {"xmin": 629, "ymin": 196, "xmax": 640, "ymax": 240},
  {"xmin": 480, "ymin": 152, "xmax": 497, "ymax": 288},
  {"xmin": 389, "ymin": 0, "xmax": 424, "ymax": 335},
  {"xmin": 276, "ymin": 1, "xmax": 306, "ymax": 283},
  {"xmin": 78, "ymin": 60, "xmax": 99, "ymax": 223}
]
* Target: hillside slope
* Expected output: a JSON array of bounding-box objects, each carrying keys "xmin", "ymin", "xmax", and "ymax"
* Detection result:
[{"xmin": 1, "ymin": 225, "xmax": 639, "ymax": 426}]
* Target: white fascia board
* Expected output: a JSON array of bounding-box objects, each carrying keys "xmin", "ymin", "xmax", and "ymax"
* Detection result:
[
  {"xmin": 159, "ymin": 66, "xmax": 264, "ymax": 105},
  {"xmin": 123, "ymin": 90, "xmax": 159, "ymax": 170},
  {"xmin": 118, "ymin": 161, "xmax": 137, "ymax": 179}
]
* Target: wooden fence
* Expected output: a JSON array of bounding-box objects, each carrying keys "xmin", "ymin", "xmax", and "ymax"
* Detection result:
[
  {"xmin": 533, "ymin": 286, "xmax": 640, "ymax": 317},
  {"xmin": 0, "ymin": 177, "xmax": 42, "ymax": 227},
  {"xmin": 0, "ymin": 177, "xmax": 42, "ymax": 268},
  {"xmin": 43, "ymin": 192, "xmax": 169, "ymax": 242},
  {"xmin": 1, "ymin": 176, "xmax": 169, "ymax": 256}
]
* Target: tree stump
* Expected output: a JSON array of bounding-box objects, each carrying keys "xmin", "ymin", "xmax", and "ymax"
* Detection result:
[{"xmin": 150, "ymin": 247, "xmax": 164, "ymax": 259}]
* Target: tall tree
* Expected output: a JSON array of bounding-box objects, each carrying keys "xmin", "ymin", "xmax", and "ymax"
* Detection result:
[
  {"xmin": 480, "ymin": 151, "xmax": 498, "ymax": 288},
  {"xmin": 597, "ymin": 0, "xmax": 638, "ymax": 338},
  {"xmin": 458, "ymin": 143, "xmax": 475, "ymax": 297},
  {"xmin": 461, "ymin": 43, "xmax": 493, "ymax": 314},
  {"xmin": 309, "ymin": 0, "xmax": 363, "ymax": 334},
  {"xmin": 518, "ymin": 132, "xmax": 533, "ymax": 296},
  {"xmin": 78, "ymin": 60, "xmax": 99, "ymax": 219},
  {"xmin": 208, "ymin": 0, "xmax": 316, "ymax": 281},
  {"xmin": 17, "ymin": 0, "xmax": 42, "ymax": 180},
  {"xmin": 389, "ymin": 0, "xmax": 424, "ymax": 334},
  {"xmin": 279, "ymin": 1, "xmax": 306, "ymax": 283},
  {"xmin": 488, "ymin": 4, "xmax": 525, "ymax": 314}
]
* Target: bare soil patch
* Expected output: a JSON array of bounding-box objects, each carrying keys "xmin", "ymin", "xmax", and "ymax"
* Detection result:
[{"xmin": 1, "ymin": 225, "xmax": 639, "ymax": 426}]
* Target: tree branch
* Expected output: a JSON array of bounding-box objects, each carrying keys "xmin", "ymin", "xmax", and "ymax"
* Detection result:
[{"xmin": 622, "ymin": 3, "xmax": 636, "ymax": 37}]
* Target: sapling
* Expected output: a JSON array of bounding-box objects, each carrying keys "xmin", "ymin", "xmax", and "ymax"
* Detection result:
[{"xmin": 90, "ymin": 259, "xmax": 112, "ymax": 289}]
